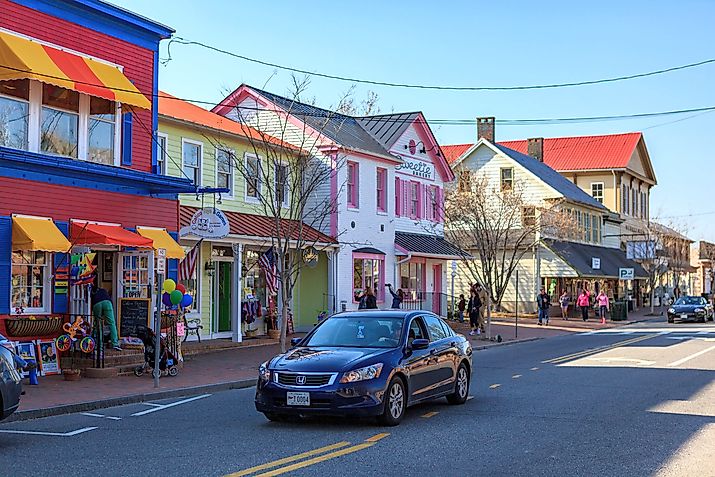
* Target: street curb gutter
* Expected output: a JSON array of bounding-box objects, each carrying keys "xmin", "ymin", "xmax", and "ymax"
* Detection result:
[{"xmin": 7, "ymin": 378, "xmax": 256, "ymax": 423}]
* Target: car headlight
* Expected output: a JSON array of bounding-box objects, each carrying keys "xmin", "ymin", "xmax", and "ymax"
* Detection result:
[
  {"xmin": 340, "ymin": 363, "xmax": 383, "ymax": 383},
  {"xmin": 668, "ymin": 308, "xmax": 675, "ymax": 314},
  {"xmin": 695, "ymin": 308, "xmax": 705, "ymax": 314},
  {"xmin": 258, "ymin": 361, "xmax": 271, "ymax": 381}
]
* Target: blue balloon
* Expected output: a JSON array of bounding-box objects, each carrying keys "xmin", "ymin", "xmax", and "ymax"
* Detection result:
[
  {"xmin": 180, "ymin": 294, "xmax": 193, "ymax": 308},
  {"xmin": 162, "ymin": 292, "xmax": 173, "ymax": 307}
]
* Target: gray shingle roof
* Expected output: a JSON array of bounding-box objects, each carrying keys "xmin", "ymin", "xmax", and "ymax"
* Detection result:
[
  {"xmin": 395, "ymin": 232, "xmax": 466, "ymax": 258},
  {"xmin": 544, "ymin": 239, "xmax": 648, "ymax": 279},
  {"xmin": 357, "ymin": 113, "xmax": 420, "ymax": 150},
  {"xmin": 494, "ymin": 144, "xmax": 608, "ymax": 211},
  {"xmin": 248, "ymin": 87, "xmax": 394, "ymax": 159}
]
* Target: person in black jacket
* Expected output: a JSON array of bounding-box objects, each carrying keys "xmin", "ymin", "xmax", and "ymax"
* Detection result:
[
  {"xmin": 386, "ymin": 284, "xmax": 404, "ymax": 309},
  {"xmin": 468, "ymin": 289, "xmax": 482, "ymax": 336},
  {"xmin": 364, "ymin": 286, "xmax": 378, "ymax": 309}
]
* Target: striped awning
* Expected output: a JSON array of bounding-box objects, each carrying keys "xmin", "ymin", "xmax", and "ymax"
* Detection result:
[{"xmin": 0, "ymin": 30, "xmax": 151, "ymax": 110}]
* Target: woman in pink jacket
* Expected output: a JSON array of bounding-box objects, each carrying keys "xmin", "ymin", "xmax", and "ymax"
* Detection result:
[
  {"xmin": 597, "ymin": 291, "xmax": 610, "ymax": 324},
  {"xmin": 576, "ymin": 289, "xmax": 591, "ymax": 321}
]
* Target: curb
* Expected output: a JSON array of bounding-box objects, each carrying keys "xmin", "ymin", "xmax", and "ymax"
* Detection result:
[
  {"xmin": 471, "ymin": 336, "xmax": 542, "ymax": 350},
  {"xmin": 7, "ymin": 378, "xmax": 256, "ymax": 423}
]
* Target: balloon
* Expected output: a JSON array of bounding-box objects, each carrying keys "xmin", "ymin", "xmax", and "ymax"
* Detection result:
[
  {"xmin": 180, "ymin": 294, "xmax": 193, "ymax": 308},
  {"xmin": 163, "ymin": 279, "xmax": 176, "ymax": 293},
  {"xmin": 175, "ymin": 284, "xmax": 186, "ymax": 294},
  {"xmin": 162, "ymin": 292, "xmax": 173, "ymax": 307},
  {"xmin": 170, "ymin": 290, "xmax": 183, "ymax": 305}
]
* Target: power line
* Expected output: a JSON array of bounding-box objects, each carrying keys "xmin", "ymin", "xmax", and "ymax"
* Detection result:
[{"xmin": 169, "ymin": 37, "xmax": 715, "ymax": 92}]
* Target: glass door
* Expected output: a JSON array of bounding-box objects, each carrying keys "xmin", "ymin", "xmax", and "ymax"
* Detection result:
[
  {"xmin": 211, "ymin": 260, "xmax": 232, "ymax": 336},
  {"xmin": 118, "ymin": 252, "xmax": 153, "ymax": 299}
]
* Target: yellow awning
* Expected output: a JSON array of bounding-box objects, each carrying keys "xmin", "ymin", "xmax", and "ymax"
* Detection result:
[
  {"xmin": 12, "ymin": 216, "xmax": 71, "ymax": 252},
  {"xmin": 0, "ymin": 30, "xmax": 151, "ymax": 110},
  {"xmin": 136, "ymin": 227, "xmax": 185, "ymax": 259}
]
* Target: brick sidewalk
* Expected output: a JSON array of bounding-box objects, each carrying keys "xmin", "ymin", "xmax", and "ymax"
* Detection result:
[{"xmin": 17, "ymin": 310, "xmax": 654, "ymax": 415}]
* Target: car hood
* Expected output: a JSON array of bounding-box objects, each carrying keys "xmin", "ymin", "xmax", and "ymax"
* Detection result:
[
  {"xmin": 671, "ymin": 305, "xmax": 703, "ymax": 313},
  {"xmin": 270, "ymin": 347, "xmax": 394, "ymax": 373}
]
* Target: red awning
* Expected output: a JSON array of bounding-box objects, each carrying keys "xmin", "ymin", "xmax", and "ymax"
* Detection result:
[{"xmin": 71, "ymin": 222, "xmax": 153, "ymax": 248}]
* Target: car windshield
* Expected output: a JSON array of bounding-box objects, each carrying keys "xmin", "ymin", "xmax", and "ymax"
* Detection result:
[
  {"xmin": 675, "ymin": 296, "xmax": 705, "ymax": 306},
  {"xmin": 304, "ymin": 316, "xmax": 404, "ymax": 348}
]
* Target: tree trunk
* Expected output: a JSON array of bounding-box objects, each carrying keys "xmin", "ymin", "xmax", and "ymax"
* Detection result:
[
  {"xmin": 279, "ymin": 288, "xmax": 289, "ymax": 353},
  {"xmin": 649, "ymin": 284, "xmax": 655, "ymax": 315}
]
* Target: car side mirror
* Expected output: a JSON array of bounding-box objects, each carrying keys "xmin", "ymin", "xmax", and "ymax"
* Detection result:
[
  {"xmin": 410, "ymin": 338, "xmax": 429, "ymax": 350},
  {"xmin": 290, "ymin": 337, "xmax": 302, "ymax": 347}
]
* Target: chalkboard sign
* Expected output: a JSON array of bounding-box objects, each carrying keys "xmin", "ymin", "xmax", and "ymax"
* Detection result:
[{"xmin": 118, "ymin": 298, "xmax": 151, "ymax": 338}]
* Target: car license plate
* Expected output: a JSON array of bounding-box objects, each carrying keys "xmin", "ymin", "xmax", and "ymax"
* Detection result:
[
  {"xmin": 681, "ymin": 314, "xmax": 688, "ymax": 319},
  {"xmin": 286, "ymin": 392, "xmax": 310, "ymax": 406}
]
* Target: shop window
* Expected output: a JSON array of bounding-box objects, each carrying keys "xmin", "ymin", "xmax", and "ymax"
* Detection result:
[
  {"xmin": 583, "ymin": 213, "xmax": 591, "ymax": 242},
  {"xmin": 11, "ymin": 251, "xmax": 50, "ymax": 313},
  {"xmin": 88, "ymin": 96, "xmax": 116, "ymax": 165},
  {"xmin": 182, "ymin": 139, "xmax": 202, "ymax": 185},
  {"xmin": 157, "ymin": 133, "xmax": 168, "ymax": 175},
  {"xmin": 244, "ymin": 249, "xmax": 267, "ymax": 307},
  {"xmin": 593, "ymin": 214, "xmax": 601, "ymax": 243},
  {"xmin": 400, "ymin": 261, "xmax": 424, "ymax": 300},
  {"xmin": 353, "ymin": 256, "xmax": 384, "ymax": 302},
  {"xmin": 591, "ymin": 182, "xmax": 604, "ymax": 203},
  {"xmin": 217, "ymin": 148, "xmax": 233, "ymax": 195},
  {"xmin": 0, "ymin": 79, "xmax": 29, "ymax": 150},
  {"xmin": 347, "ymin": 161, "xmax": 359, "ymax": 208},
  {"xmin": 275, "ymin": 163, "xmax": 289, "ymax": 206},
  {"xmin": 500, "ymin": 167, "xmax": 513, "ymax": 192},
  {"xmin": 245, "ymin": 153, "xmax": 261, "ymax": 200},
  {"xmin": 121, "ymin": 254, "xmax": 150, "ymax": 299},
  {"xmin": 41, "ymin": 84, "xmax": 79, "ymax": 158},
  {"xmin": 376, "ymin": 167, "xmax": 387, "ymax": 213}
]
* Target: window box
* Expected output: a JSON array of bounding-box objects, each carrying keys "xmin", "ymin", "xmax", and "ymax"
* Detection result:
[{"xmin": 5, "ymin": 316, "xmax": 64, "ymax": 338}]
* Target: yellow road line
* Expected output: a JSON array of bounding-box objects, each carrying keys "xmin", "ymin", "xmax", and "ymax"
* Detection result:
[
  {"xmin": 365, "ymin": 432, "xmax": 390, "ymax": 442},
  {"xmin": 544, "ymin": 334, "xmax": 656, "ymax": 364},
  {"xmin": 225, "ymin": 441, "xmax": 351, "ymax": 477},
  {"xmin": 421, "ymin": 411, "xmax": 439, "ymax": 418},
  {"xmin": 254, "ymin": 443, "xmax": 374, "ymax": 477},
  {"xmin": 489, "ymin": 384, "xmax": 501, "ymax": 389},
  {"xmin": 512, "ymin": 374, "xmax": 522, "ymax": 379}
]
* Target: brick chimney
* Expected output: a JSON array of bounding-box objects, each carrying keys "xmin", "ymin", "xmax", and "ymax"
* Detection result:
[
  {"xmin": 476, "ymin": 117, "xmax": 495, "ymax": 143},
  {"xmin": 527, "ymin": 137, "xmax": 544, "ymax": 162}
]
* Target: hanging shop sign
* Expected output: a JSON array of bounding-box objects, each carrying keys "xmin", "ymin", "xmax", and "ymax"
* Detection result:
[
  {"xmin": 180, "ymin": 208, "xmax": 229, "ymax": 239},
  {"xmin": 591, "ymin": 257, "xmax": 601, "ymax": 270},
  {"xmin": 395, "ymin": 157, "xmax": 434, "ymax": 180},
  {"xmin": 303, "ymin": 246, "xmax": 319, "ymax": 268}
]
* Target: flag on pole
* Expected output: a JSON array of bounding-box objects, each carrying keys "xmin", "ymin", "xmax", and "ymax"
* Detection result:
[
  {"xmin": 178, "ymin": 241, "xmax": 201, "ymax": 282},
  {"xmin": 259, "ymin": 248, "xmax": 278, "ymax": 295}
]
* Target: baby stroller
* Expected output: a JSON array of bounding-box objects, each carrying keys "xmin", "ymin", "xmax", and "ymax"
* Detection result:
[{"xmin": 133, "ymin": 325, "xmax": 179, "ymax": 377}]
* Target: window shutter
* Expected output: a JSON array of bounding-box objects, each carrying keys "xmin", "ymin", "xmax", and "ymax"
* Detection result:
[
  {"xmin": 354, "ymin": 163, "xmax": 359, "ymax": 207},
  {"xmin": 395, "ymin": 178, "xmax": 401, "ymax": 216},
  {"xmin": 416, "ymin": 183, "xmax": 423, "ymax": 219},
  {"xmin": 122, "ymin": 112, "xmax": 133, "ymax": 166},
  {"xmin": 403, "ymin": 182, "xmax": 409, "ymax": 218},
  {"xmin": 0, "ymin": 217, "xmax": 10, "ymax": 314}
]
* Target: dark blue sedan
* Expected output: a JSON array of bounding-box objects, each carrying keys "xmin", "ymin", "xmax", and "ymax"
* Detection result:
[{"xmin": 255, "ymin": 310, "xmax": 472, "ymax": 426}]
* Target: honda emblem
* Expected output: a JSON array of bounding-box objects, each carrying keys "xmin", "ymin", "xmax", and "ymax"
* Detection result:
[{"xmin": 296, "ymin": 375, "xmax": 306, "ymax": 385}]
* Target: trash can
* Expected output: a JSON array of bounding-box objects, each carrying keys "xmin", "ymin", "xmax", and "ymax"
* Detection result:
[{"xmin": 610, "ymin": 301, "xmax": 628, "ymax": 321}]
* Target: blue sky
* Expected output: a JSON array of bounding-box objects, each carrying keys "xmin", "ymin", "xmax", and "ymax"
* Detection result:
[{"xmin": 120, "ymin": 0, "xmax": 715, "ymax": 240}]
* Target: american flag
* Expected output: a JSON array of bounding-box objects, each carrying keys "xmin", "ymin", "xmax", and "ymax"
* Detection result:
[
  {"xmin": 178, "ymin": 241, "xmax": 200, "ymax": 281},
  {"xmin": 259, "ymin": 248, "xmax": 278, "ymax": 295}
]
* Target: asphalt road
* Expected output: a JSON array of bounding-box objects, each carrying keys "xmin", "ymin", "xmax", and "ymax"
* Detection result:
[{"xmin": 2, "ymin": 317, "xmax": 714, "ymax": 477}]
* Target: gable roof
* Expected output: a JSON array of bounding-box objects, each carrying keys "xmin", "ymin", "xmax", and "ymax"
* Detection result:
[
  {"xmin": 474, "ymin": 142, "xmax": 607, "ymax": 211},
  {"xmin": 158, "ymin": 92, "xmax": 294, "ymax": 150},
  {"xmin": 445, "ymin": 133, "xmax": 644, "ymax": 172},
  {"xmin": 357, "ymin": 112, "xmax": 420, "ymax": 149}
]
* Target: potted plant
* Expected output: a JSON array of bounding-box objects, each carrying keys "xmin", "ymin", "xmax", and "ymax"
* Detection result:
[{"xmin": 266, "ymin": 309, "xmax": 280, "ymax": 340}]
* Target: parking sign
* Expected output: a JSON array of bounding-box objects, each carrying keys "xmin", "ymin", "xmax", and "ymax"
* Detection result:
[{"xmin": 619, "ymin": 268, "xmax": 634, "ymax": 280}]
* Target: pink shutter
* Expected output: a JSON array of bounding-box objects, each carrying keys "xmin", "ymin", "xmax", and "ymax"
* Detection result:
[
  {"xmin": 403, "ymin": 182, "xmax": 409, "ymax": 218},
  {"xmin": 436, "ymin": 187, "xmax": 443, "ymax": 222},
  {"xmin": 416, "ymin": 183, "xmax": 423, "ymax": 219},
  {"xmin": 395, "ymin": 178, "xmax": 401, "ymax": 216},
  {"xmin": 354, "ymin": 163, "xmax": 359, "ymax": 207}
]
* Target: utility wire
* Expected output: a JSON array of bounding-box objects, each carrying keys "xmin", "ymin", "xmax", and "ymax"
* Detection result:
[
  {"xmin": 2, "ymin": 64, "xmax": 714, "ymax": 126},
  {"xmin": 169, "ymin": 37, "xmax": 715, "ymax": 92}
]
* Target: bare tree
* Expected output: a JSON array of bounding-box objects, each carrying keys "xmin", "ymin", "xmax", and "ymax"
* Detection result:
[
  {"xmin": 207, "ymin": 76, "xmax": 354, "ymax": 352},
  {"xmin": 442, "ymin": 174, "xmax": 578, "ymax": 318}
]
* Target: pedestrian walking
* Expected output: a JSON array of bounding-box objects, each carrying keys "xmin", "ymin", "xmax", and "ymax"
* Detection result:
[
  {"xmin": 597, "ymin": 291, "xmax": 610, "ymax": 324},
  {"xmin": 559, "ymin": 290, "xmax": 570, "ymax": 320},
  {"xmin": 475, "ymin": 283, "xmax": 488, "ymax": 334},
  {"xmin": 386, "ymin": 284, "xmax": 404, "ymax": 309},
  {"xmin": 457, "ymin": 294, "xmax": 466, "ymax": 323},
  {"xmin": 537, "ymin": 288, "xmax": 550, "ymax": 325},
  {"xmin": 91, "ymin": 284, "xmax": 121, "ymax": 351},
  {"xmin": 364, "ymin": 286, "xmax": 378, "ymax": 309},
  {"xmin": 468, "ymin": 289, "xmax": 482, "ymax": 336},
  {"xmin": 577, "ymin": 289, "xmax": 591, "ymax": 322}
]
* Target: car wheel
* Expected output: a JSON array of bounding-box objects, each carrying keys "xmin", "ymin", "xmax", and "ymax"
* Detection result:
[
  {"xmin": 378, "ymin": 377, "xmax": 406, "ymax": 426},
  {"xmin": 264, "ymin": 412, "xmax": 288, "ymax": 422},
  {"xmin": 668, "ymin": 318, "xmax": 674, "ymax": 324},
  {"xmin": 699, "ymin": 316, "xmax": 706, "ymax": 323},
  {"xmin": 447, "ymin": 363, "xmax": 470, "ymax": 405}
]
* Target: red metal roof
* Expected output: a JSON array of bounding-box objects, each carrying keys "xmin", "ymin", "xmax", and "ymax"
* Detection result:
[
  {"xmin": 444, "ymin": 133, "xmax": 642, "ymax": 171},
  {"xmin": 179, "ymin": 206, "xmax": 336, "ymax": 244}
]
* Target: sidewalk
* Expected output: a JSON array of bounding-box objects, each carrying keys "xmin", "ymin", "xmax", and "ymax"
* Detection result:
[{"xmin": 11, "ymin": 310, "xmax": 655, "ymax": 421}]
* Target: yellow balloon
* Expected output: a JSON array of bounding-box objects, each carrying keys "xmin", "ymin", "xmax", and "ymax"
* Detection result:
[{"xmin": 163, "ymin": 279, "xmax": 176, "ymax": 293}]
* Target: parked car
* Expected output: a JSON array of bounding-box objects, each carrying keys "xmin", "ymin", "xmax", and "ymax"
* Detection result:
[
  {"xmin": 0, "ymin": 333, "xmax": 23, "ymax": 421},
  {"xmin": 255, "ymin": 310, "xmax": 472, "ymax": 426},
  {"xmin": 667, "ymin": 296, "xmax": 714, "ymax": 323}
]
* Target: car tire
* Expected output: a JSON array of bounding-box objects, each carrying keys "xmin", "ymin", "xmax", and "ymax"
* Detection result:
[
  {"xmin": 699, "ymin": 316, "xmax": 706, "ymax": 324},
  {"xmin": 447, "ymin": 363, "xmax": 470, "ymax": 405},
  {"xmin": 378, "ymin": 377, "xmax": 406, "ymax": 426},
  {"xmin": 264, "ymin": 412, "xmax": 288, "ymax": 422},
  {"xmin": 668, "ymin": 318, "xmax": 674, "ymax": 324}
]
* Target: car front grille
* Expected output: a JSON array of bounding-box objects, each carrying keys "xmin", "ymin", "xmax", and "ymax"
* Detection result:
[{"xmin": 275, "ymin": 372, "xmax": 334, "ymax": 387}]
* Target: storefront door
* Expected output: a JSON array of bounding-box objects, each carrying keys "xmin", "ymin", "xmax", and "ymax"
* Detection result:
[
  {"xmin": 211, "ymin": 260, "xmax": 232, "ymax": 336},
  {"xmin": 432, "ymin": 264, "xmax": 442, "ymax": 315}
]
